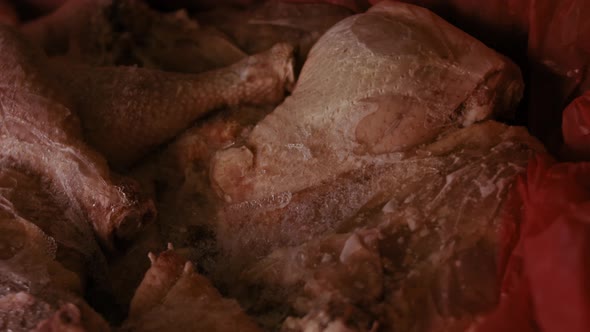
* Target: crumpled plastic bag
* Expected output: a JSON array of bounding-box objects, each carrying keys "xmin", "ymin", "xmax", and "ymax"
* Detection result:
[
  {"xmin": 562, "ymin": 91, "xmax": 590, "ymax": 161},
  {"xmin": 475, "ymin": 155, "xmax": 590, "ymax": 332}
]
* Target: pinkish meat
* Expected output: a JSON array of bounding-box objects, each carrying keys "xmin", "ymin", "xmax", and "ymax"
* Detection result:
[
  {"xmin": 206, "ymin": 2, "xmax": 543, "ymax": 330},
  {"xmin": 212, "ymin": 1, "xmax": 523, "ymax": 205},
  {"xmin": 233, "ymin": 122, "xmax": 543, "ymax": 331}
]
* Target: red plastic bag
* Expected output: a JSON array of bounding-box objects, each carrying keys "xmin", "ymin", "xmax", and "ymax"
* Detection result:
[
  {"xmin": 475, "ymin": 155, "xmax": 590, "ymax": 332},
  {"xmin": 562, "ymin": 91, "xmax": 590, "ymax": 160}
]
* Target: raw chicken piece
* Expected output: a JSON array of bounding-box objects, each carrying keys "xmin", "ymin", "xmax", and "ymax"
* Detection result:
[
  {"xmin": 197, "ymin": 1, "xmax": 353, "ymax": 67},
  {"xmin": 1, "ymin": 21, "xmax": 287, "ymax": 310},
  {"xmin": 121, "ymin": 247, "xmax": 261, "ymax": 332},
  {"xmin": 0, "ymin": 26, "xmax": 157, "ymax": 245},
  {"xmin": 21, "ymin": 0, "xmax": 247, "ymax": 72},
  {"xmin": 0, "ymin": 286, "xmax": 109, "ymax": 332},
  {"xmin": 0, "ymin": 167, "xmax": 110, "ymax": 331},
  {"xmin": 0, "ymin": 167, "xmax": 107, "ymax": 287},
  {"xmin": 234, "ymin": 121, "xmax": 544, "ymax": 331},
  {"xmin": 0, "ymin": 24, "xmax": 295, "ymax": 168},
  {"xmin": 127, "ymin": 105, "xmax": 274, "ymax": 274},
  {"xmin": 217, "ymin": 122, "xmax": 543, "ymax": 261},
  {"xmin": 0, "ymin": 87, "xmax": 155, "ymax": 251},
  {"xmin": 56, "ymin": 42, "xmax": 293, "ymax": 168},
  {"xmin": 211, "ymin": 1, "xmax": 523, "ymax": 204},
  {"xmin": 207, "ymin": 4, "xmax": 536, "ymax": 329}
]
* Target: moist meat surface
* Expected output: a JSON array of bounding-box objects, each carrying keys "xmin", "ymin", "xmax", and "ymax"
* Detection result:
[
  {"xmin": 211, "ymin": 1, "xmax": 524, "ymax": 204},
  {"xmin": 0, "ymin": 25, "xmax": 158, "ymax": 248},
  {"xmin": 0, "ymin": 167, "xmax": 110, "ymax": 331},
  {"xmin": 0, "ymin": 1, "xmax": 547, "ymax": 331}
]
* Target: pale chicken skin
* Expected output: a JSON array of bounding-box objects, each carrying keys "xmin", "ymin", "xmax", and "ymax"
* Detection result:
[
  {"xmin": 232, "ymin": 122, "xmax": 544, "ymax": 331},
  {"xmin": 0, "ymin": 23, "xmax": 295, "ymax": 169},
  {"xmin": 0, "ymin": 1, "xmax": 545, "ymax": 332},
  {"xmin": 0, "ymin": 19, "xmax": 293, "ymax": 326},
  {"xmin": 211, "ymin": 0, "xmax": 527, "ymax": 262},
  {"xmin": 211, "ymin": 1, "xmax": 523, "ymax": 204},
  {"xmin": 204, "ymin": 2, "xmax": 541, "ymax": 331},
  {"xmin": 0, "ymin": 25, "xmax": 157, "ymax": 247}
]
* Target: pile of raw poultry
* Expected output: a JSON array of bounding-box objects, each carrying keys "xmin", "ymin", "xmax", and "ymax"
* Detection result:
[{"xmin": 0, "ymin": 0, "xmax": 588, "ymax": 331}]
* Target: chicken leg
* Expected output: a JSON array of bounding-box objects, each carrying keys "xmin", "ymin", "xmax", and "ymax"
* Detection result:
[
  {"xmin": 51, "ymin": 42, "xmax": 294, "ymax": 168},
  {"xmin": 0, "ymin": 27, "xmax": 156, "ymax": 250}
]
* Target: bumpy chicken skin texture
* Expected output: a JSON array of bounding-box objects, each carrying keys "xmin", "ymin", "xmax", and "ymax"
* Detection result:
[
  {"xmin": 0, "ymin": 87, "xmax": 155, "ymax": 251},
  {"xmin": 0, "ymin": 26, "xmax": 157, "ymax": 243},
  {"xmin": 0, "ymin": 2, "xmax": 543, "ymax": 332},
  {"xmin": 0, "ymin": 23, "xmax": 294, "ymax": 169},
  {"xmin": 205, "ymin": 2, "xmax": 539, "ymax": 330},
  {"xmin": 53, "ymin": 42, "xmax": 294, "ymax": 168},
  {"xmin": 211, "ymin": 1, "xmax": 524, "ymax": 203},
  {"xmin": 2, "ymin": 7, "xmax": 292, "ymax": 329}
]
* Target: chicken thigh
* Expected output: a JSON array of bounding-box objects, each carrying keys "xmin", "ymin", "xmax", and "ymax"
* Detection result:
[
  {"xmin": 0, "ymin": 86, "xmax": 155, "ymax": 250},
  {"xmin": 207, "ymin": 2, "xmax": 541, "ymax": 330},
  {"xmin": 212, "ymin": 1, "xmax": 523, "ymax": 204}
]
